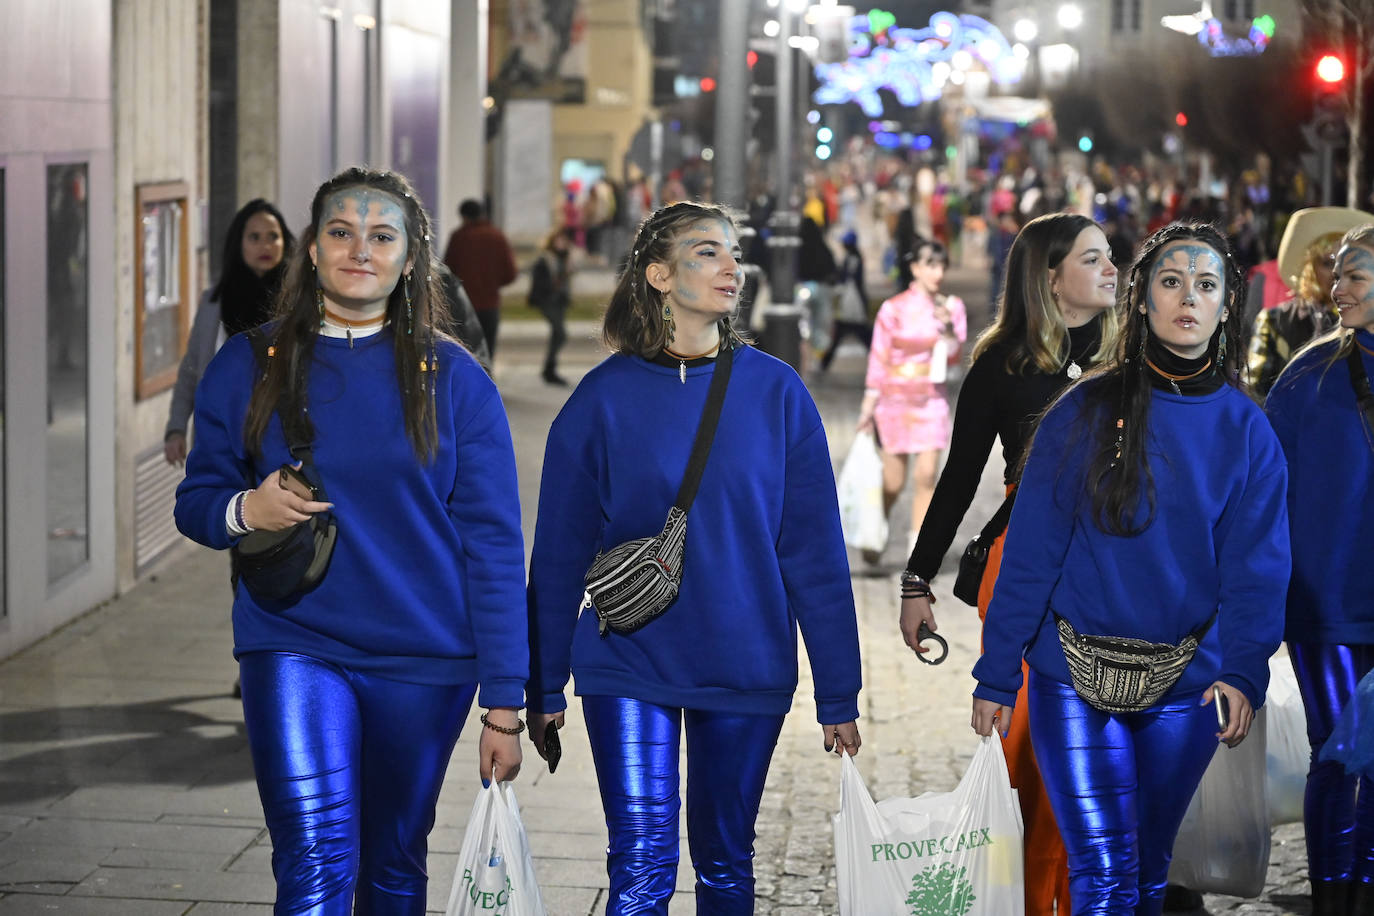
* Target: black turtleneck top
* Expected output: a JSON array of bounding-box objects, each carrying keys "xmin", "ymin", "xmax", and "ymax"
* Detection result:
[
  {"xmin": 907, "ymin": 319, "xmax": 1103, "ymax": 579},
  {"xmin": 1142, "ymin": 338, "xmax": 1224, "ymax": 395}
]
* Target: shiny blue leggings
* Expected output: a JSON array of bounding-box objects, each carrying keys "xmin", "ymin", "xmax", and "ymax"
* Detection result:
[
  {"xmin": 582, "ymin": 695, "xmax": 785, "ymax": 915},
  {"xmin": 1028, "ymin": 672, "xmax": 1218, "ymax": 916},
  {"xmin": 1289, "ymin": 642, "xmax": 1374, "ymax": 885},
  {"xmin": 239, "ymin": 652, "xmax": 476, "ymax": 915}
]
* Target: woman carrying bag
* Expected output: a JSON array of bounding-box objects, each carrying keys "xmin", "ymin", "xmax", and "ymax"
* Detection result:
[
  {"xmin": 1266, "ymin": 223, "xmax": 1374, "ymax": 916},
  {"xmin": 971, "ymin": 222, "xmax": 1290, "ymax": 914},
  {"xmin": 899, "ymin": 212, "xmax": 1119, "ymax": 916},
  {"xmin": 526, "ymin": 202, "xmax": 862, "ymax": 915},
  {"xmin": 175, "ymin": 167, "xmax": 529, "ymax": 913},
  {"xmin": 857, "ymin": 238, "xmax": 967, "ymax": 562}
]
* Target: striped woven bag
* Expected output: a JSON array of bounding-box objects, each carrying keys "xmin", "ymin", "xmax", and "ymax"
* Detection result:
[{"xmin": 582, "ymin": 344, "xmax": 733, "ymax": 636}]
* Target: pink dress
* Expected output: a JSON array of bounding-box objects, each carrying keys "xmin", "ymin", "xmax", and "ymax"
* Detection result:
[{"xmin": 865, "ymin": 287, "xmax": 967, "ymax": 455}]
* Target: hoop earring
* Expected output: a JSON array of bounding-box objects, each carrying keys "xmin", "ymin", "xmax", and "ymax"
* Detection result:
[
  {"xmin": 404, "ymin": 274, "xmax": 414, "ymax": 335},
  {"xmin": 316, "ymin": 287, "xmax": 325, "ymax": 328}
]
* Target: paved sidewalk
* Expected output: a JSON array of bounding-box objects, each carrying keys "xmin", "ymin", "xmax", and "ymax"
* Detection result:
[{"xmin": 0, "ymin": 264, "xmax": 1317, "ymax": 914}]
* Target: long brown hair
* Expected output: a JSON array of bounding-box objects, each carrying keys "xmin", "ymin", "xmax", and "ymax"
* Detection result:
[
  {"xmin": 602, "ymin": 202, "xmax": 751, "ymax": 357},
  {"xmin": 970, "ymin": 212, "xmax": 1119, "ymax": 374},
  {"xmin": 1071, "ymin": 221, "xmax": 1248, "ymax": 536},
  {"xmin": 242, "ymin": 167, "xmax": 452, "ymax": 462}
]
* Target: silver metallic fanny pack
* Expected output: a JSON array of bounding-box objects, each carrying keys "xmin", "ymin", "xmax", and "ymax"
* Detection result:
[{"xmin": 1055, "ymin": 612, "xmax": 1215, "ymax": 713}]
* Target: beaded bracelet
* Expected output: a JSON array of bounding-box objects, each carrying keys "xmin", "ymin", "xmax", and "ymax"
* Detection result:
[
  {"xmin": 899, "ymin": 570, "xmax": 935, "ymax": 602},
  {"xmin": 479, "ymin": 712, "xmax": 526, "ymax": 735},
  {"xmin": 234, "ymin": 491, "xmax": 249, "ymax": 532}
]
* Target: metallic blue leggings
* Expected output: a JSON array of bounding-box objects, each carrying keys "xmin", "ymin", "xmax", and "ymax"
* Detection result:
[
  {"xmin": 1289, "ymin": 642, "xmax": 1374, "ymax": 885},
  {"xmin": 1028, "ymin": 671, "xmax": 1218, "ymax": 916},
  {"xmin": 239, "ymin": 652, "xmax": 476, "ymax": 915},
  {"xmin": 582, "ymin": 695, "xmax": 785, "ymax": 915}
]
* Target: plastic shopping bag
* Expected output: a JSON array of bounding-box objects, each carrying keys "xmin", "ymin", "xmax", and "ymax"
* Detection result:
[
  {"xmin": 837, "ymin": 431, "xmax": 888, "ymax": 554},
  {"xmin": 1320, "ymin": 666, "xmax": 1374, "ymax": 779},
  {"xmin": 834, "ymin": 734, "xmax": 1024, "ymax": 915},
  {"xmin": 445, "ymin": 780, "xmax": 545, "ymax": 916},
  {"xmin": 1266, "ymin": 654, "xmax": 1309, "ymax": 826},
  {"xmin": 1168, "ymin": 708, "xmax": 1270, "ymax": 898}
]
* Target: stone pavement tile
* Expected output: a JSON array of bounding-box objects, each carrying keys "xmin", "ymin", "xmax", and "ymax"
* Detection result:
[
  {"xmin": 45, "ymin": 787, "xmax": 193, "ymax": 822},
  {"xmin": 100, "ymin": 847, "xmax": 232, "ymax": 870},
  {"xmin": 184, "ymin": 905, "xmax": 272, "ymax": 915},
  {"xmin": 67, "ymin": 866, "xmax": 273, "ymax": 904},
  {"xmin": 0, "ymin": 856, "xmax": 98, "ymax": 888},
  {"xmin": 12, "ymin": 813, "xmax": 257, "ymax": 855},
  {"xmin": 222, "ymin": 846, "xmax": 268, "ymax": 875},
  {"xmin": 0, "ymin": 789, "xmax": 71, "ymax": 819},
  {"xmin": 0, "ymin": 895, "xmax": 188, "ymax": 914}
]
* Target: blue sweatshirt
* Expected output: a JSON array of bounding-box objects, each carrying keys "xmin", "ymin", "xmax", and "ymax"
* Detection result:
[
  {"xmin": 174, "ymin": 330, "xmax": 529, "ymax": 706},
  {"xmin": 1266, "ymin": 331, "xmax": 1374, "ymax": 644},
  {"xmin": 526, "ymin": 345, "xmax": 863, "ymax": 723},
  {"xmin": 972, "ymin": 382, "xmax": 1290, "ymax": 711}
]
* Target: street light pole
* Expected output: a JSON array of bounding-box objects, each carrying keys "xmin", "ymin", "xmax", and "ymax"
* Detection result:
[
  {"xmin": 713, "ymin": 0, "xmax": 750, "ymax": 209},
  {"xmin": 763, "ymin": 5, "xmax": 804, "ymax": 369}
]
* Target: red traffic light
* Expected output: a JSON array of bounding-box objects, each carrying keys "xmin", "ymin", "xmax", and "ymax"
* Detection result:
[
  {"xmin": 1175, "ymin": 111, "xmax": 1188, "ymax": 127},
  {"xmin": 700, "ymin": 76, "xmax": 717, "ymax": 92},
  {"xmin": 1316, "ymin": 54, "xmax": 1346, "ymax": 84}
]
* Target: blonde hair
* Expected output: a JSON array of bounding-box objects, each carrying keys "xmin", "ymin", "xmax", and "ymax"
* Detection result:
[
  {"xmin": 1296, "ymin": 231, "xmax": 1345, "ymax": 303},
  {"xmin": 970, "ymin": 213, "xmax": 1119, "ymax": 375},
  {"xmin": 1287, "ymin": 224, "xmax": 1374, "ymax": 381}
]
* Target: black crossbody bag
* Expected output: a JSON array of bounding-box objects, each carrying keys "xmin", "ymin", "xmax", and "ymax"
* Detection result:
[
  {"xmin": 229, "ymin": 329, "xmax": 338, "ymax": 603},
  {"xmin": 582, "ymin": 344, "xmax": 734, "ymax": 636},
  {"xmin": 952, "ymin": 488, "xmax": 1016, "ymax": 607}
]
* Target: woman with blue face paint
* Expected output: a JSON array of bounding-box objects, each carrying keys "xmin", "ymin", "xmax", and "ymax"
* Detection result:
[
  {"xmin": 175, "ymin": 167, "xmax": 528, "ymax": 914},
  {"xmin": 972, "ymin": 222, "xmax": 1291, "ymax": 915},
  {"xmin": 1267, "ymin": 223, "xmax": 1374, "ymax": 916},
  {"xmin": 526, "ymin": 202, "xmax": 863, "ymax": 915}
]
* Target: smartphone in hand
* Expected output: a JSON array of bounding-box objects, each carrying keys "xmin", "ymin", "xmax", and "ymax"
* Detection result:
[
  {"xmin": 278, "ymin": 464, "xmax": 318, "ymax": 501},
  {"xmin": 1215, "ymin": 692, "xmax": 1231, "ymax": 731},
  {"xmin": 544, "ymin": 720, "xmax": 562, "ymax": 774}
]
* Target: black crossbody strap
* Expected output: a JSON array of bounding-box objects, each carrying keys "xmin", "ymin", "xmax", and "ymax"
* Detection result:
[
  {"xmin": 672, "ymin": 343, "xmax": 735, "ymax": 511},
  {"xmin": 1347, "ymin": 348, "xmax": 1374, "ymax": 452},
  {"xmin": 245, "ymin": 327, "xmax": 321, "ymax": 484},
  {"xmin": 979, "ymin": 486, "xmax": 1017, "ymax": 542}
]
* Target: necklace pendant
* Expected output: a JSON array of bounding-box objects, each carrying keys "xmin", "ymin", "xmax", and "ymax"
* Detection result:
[
  {"xmin": 347, "ymin": 327, "xmax": 354, "ymax": 349},
  {"xmin": 679, "ymin": 361, "xmax": 686, "ymax": 384},
  {"xmin": 1170, "ymin": 380, "xmax": 1181, "ymax": 395},
  {"xmin": 1067, "ymin": 359, "xmax": 1082, "ymax": 380}
]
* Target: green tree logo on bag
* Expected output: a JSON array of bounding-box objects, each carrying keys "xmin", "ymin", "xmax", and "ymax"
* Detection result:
[{"xmin": 905, "ymin": 862, "xmax": 976, "ymax": 916}]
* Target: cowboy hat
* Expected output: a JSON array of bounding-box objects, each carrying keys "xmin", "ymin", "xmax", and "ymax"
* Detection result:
[{"xmin": 1277, "ymin": 206, "xmax": 1374, "ymax": 288}]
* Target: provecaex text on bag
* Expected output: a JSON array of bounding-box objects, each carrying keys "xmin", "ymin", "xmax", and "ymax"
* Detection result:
[{"xmin": 870, "ymin": 827, "xmax": 994, "ymax": 862}]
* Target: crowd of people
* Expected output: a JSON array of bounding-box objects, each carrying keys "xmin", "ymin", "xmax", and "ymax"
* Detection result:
[{"xmin": 162, "ymin": 152, "xmax": 1374, "ymax": 916}]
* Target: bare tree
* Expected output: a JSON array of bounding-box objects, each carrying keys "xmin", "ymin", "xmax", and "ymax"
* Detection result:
[{"xmin": 1299, "ymin": 0, "xmax": 1374, "ymax": 207}]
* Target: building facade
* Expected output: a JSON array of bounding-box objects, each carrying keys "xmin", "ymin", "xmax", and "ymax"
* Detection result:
[{"xmin": 0, "ymin": 0, "xmax": 488, "ymax": 659}]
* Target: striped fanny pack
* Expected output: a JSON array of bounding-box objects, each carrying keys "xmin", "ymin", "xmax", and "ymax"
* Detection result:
[
  {"xmin": 1055, "ymin": 611, "xmax": 1216, "ymax": 713},
  {"xmin": 583, "ymin": 344, "xmax": 734, "ymax": 636}
]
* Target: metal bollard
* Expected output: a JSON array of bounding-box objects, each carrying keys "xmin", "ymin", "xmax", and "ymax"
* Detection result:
[{"xmin": 758, "ymin": 303, "xmax": 805, "ymax": 372}]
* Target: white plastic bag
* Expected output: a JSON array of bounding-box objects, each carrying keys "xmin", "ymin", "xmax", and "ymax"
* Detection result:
[
  {"xmin": 445, "ymin": 780, "xmax": 545, "ymax": 916},
  {"xmin": 1168, "ymin": 709, "xmax": 1270, "ymax": 898},
  {"xmin": 834, "ymin": 734, "xmax": 1024, "ymax": 915},
  {"xmin": 837, "ymin": 431, "xmax": 888, "ymax": 554},
  {"xmin": 1266, "ymin": 654, "xmax": 1309, "ymax": 826}
]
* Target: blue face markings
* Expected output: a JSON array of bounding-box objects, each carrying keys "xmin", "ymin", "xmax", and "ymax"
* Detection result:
[
  {"xmin": 321, "ymin": 188, "xmax": 408, "ymax": 250},
  {"xmin": 1147, "ymin": 242, "xmax": 1225, "ymax": 313},
  {"xmin": 672, "ymin": 219, "xmax": 742, "ymax": 303},
  {"xmin": 1336, "ymin": 245, "xmax": 1374, "ymax": 305}
]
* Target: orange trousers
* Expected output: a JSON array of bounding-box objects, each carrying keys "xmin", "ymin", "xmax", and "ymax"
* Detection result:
[{"xmin": 978, "ymin": 517, "xmax": 1071, "ymax": 916}]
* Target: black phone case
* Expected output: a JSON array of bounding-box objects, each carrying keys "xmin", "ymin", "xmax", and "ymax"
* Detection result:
[
  {"xmin": 279, "ymin": 464, "xmax": 317, "ymax": 500},
  {"xmin": 544, "ymin": 721, "xmax": 562, "ymax": 774}
]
